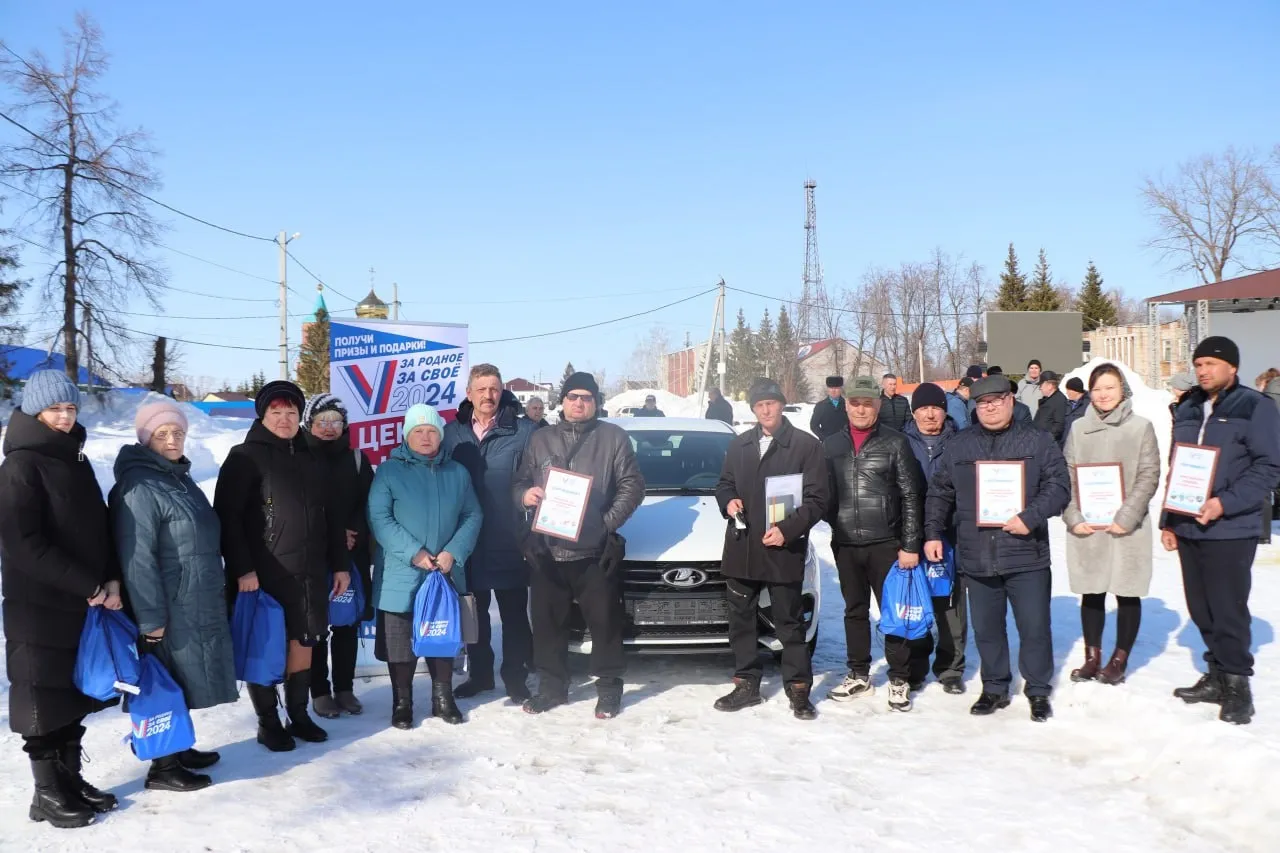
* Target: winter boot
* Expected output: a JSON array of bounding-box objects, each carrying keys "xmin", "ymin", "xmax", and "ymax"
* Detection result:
[
  {"xmin": 969, "ymin": 693, "xmax": 1011, "ymax": 716},
  {"xmin": 334, "ymin": 691, "xmax": 363, "ymax": 715},
  {"xmin": 1219, "ymin": 674, "xmax": 1255, "ymax": 725},
  {"xmin": 940, "ymin": 677, "xmax": 966, "ymax": 695},
  {"xmin": 453, "ymin": 677, "xmax": 495, "ymax": 699},
  {"xmin": 594, "ymin": 677, "xmax": 624, "ymax": 720},
  {"xmin": 28, "ymin": 759, "xmax": 95, "ymax": 829},
  {"xmin": 311, "ymin": 694, "xmax": 342, "ymax": 719},
  {"xmin": 284, "ymin": 672, "xmax": 329, "ymax": 743},
  {"xmin": 1096, "ymin": 649, "xmax": 1130, "ymax": 685},
  {"xmin": 784, "ymin": 682, "xmax": 817, "ymax": 721},
  {"xmin": 522, "ymin": 690, "xmax": 569, "ymax": 715},
  {"xmin": 1028, "ymin": 696, "xmax": 1053, "ymax": 723},
  {"xmin": 714, "ymin": 678, "xmax": 763, "ymax": 712},
  {"xmin": 1173, "ymin": 669, "xmax": 1223, "ymax": 705},
  {"xmin": 1070, "ymin": 646, "xmax": 1103, "ymax": 682},
  {"xmin": 388, "ymin": 662, "xmax": 415, "ymax": 730},
  {"xmin": 58, "ymin": 742, "xmax": 117, "ymax": 813},
  {"xmin": 247, "ymin": 683, "xmax": 296, "ymax": 752},
  {"xmin": 176, "ymin": 748, "xmax": 220, "ymax": 770},
  {"xmin": 145, "ymin": 756, "xmax": 212, "ymax": 793},
  {"xmin": 431, "ymin": 681, "xmax": 465, "ymax": 725}
]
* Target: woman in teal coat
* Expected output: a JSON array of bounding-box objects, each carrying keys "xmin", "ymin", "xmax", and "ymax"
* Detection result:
[
  {"xmin": 369, "ymin": 404, "xmax": 482, "ymax": 728},
  {"xmin": 110, "ymin": 400, "xmax": 238, "ymax": 793}
]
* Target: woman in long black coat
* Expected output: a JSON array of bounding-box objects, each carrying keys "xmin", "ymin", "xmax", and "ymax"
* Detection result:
[
  {"xmin": 0, "ymin": 371, "xmax": 121, "ymax": 829},
  {"xmin": 301, "ymin": 393, "xmax": 374, "ymax": 719},
  {"xmin": 213, "ymin": 381, "xmax": 349, "ymax": 753}
]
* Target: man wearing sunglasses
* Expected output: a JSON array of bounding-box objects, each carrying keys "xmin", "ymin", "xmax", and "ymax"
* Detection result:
[{"xmin": 513, "ymin": 372, "xmax": 645, "ymax": 720}]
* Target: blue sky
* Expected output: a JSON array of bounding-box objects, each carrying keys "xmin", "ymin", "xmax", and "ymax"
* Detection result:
[{"xmin": 3, "ymin": 1, "xmax": 1278, "ymax": 388}]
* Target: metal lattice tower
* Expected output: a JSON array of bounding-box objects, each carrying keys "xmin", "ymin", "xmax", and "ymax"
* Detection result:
[{"xmin": 799, "ymin": 179, "xmax": 827, "ymax": 344}]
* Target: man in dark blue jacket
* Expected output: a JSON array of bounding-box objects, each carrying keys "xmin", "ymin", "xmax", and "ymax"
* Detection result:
[
  {"xmin": 1060, "ymin": 376, "xmax": 1089, "ymax": 447},
  {"xmin": 1162, "ymin": 337, "xmax": 1280, "ymax": 726},
  {"xmin": 902, "ymin": 383, "xmax": 967, "ymax": 694},
  {"xmin": 444, "ymin": 365, "xmax": 537, "ymax": 703},
  {"xmin": 925, "ymin": 375, "xmax": 1071, "ymax": 722}
]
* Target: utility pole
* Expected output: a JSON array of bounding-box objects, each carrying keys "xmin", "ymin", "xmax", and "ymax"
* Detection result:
[
  {"xmin": 694, "ymin": 282, "xmax": 724, "ymax": 405},
  {"xmin": 277, "ymin": 231, "xmax": 301, "ymax": 380},
  {"xmin": 718, "ymin": 278, "xmax": 728, "ymax": 395},
  {"xmin": 392, "ymin": 281, "xmax": 400, "ymax": 321}
]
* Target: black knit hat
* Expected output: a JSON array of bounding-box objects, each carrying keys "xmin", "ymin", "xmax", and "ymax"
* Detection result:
[
  {"xmin": 748, "ymin": 377, "xmax": 786, "ymax": 407},
  {"xmin": 911, "ymin": 382, "xmax": 947, "ymax": 411},
  {"xmin": 965, "ymin": 364, "xmax": 985, "ymax": 380},
  {"xmin": 560, "ymin": 371, "xmax": 600, "ymax": 402},
  {"xmin": 1065, "ymin": 377, "xmax": 1085, "ymax": 393},
  {"xmin": 1192, "ymin": 335, "xmax": 1240, "ymax": 368},
  {"xmin": 255, "ymin": 380, "xmax": 306, "ymax": 419},
  {"xmin": 987, "ymin": 365, "xmax": 1003, "ymax": 376},
  {"xmin": 825, "ymin": 375, "xmax": 844, "ymax": 389},
  {"xmin": 1027, "ymin": 358, "xmax": 1042, "ymax": 369}
]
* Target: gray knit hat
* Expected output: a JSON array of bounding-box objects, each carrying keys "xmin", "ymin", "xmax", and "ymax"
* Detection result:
[
  {"xmin": 21, "ymin": 370, "xmax": 80, "ymax": 416},
  {"xmin": 303, "ymin": 392, "xmax": 347, "ymax": 430}
]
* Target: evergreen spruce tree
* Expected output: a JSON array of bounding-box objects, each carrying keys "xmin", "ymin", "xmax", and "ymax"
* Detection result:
[
  {"xmin": 1025, "ymin": 248, "xmax": 1062, "ymax": 311},
  {"xmin": 755, "ymin": 309, "xmax": 775, "ymax": 382},
  {"xmin": 251, "ymin": 371, "xmax": 267, "ymax": 396},
  {"xmin": 726, "ymin": 308, "xmax": 756, "ymax": 396},
  {"xmin": 296, "ymin": 308, "xmax": 331, "ymax": 394},
  {"xmin": 995, "ymin": 243, "xmax": 1029, "ymax": 311},
  {"xmin": 1075, "ymin": 261, "xmax": 1117, "ymax": 331},
  {"xmin": 773, "ymin": 307, "xmax": 811, "ymax": 402},
  {"xmin": 560, "ymin": 361, "xmax": 576, "ymax": 396}
]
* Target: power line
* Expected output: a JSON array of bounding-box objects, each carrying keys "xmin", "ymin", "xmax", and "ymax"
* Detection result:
[
  {"xmin": 472, "ymin": 288, "xmax": 716, "ymax": 345},
  {"xmin": 724, "ymin": 284, "xmax": 983, "ymax": 318},
  {"xmin": 284, "ymin": 249, "xmax": 360, "ymax": 304},
  {"xmin": 400, "ymin": 284, "xmax": 710, "ymax": 307}
]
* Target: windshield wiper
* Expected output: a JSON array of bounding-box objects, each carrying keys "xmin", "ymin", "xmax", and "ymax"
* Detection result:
[{"xmin": 646, "ymin": 486, "xmax": 714, "ymax": 495}]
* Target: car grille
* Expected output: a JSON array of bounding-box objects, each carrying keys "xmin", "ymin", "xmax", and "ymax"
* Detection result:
[{"xmin": 622, "ymin": 560, "xmax": 724, "ymax": 594}]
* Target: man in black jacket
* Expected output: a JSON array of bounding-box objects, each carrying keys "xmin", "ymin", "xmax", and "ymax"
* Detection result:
[
  {"xmin": 713, "ymin": 378, "xmax": 829, "ymax": 720},
  {"xmin": 1061, "ymin": 377, "xmax": 1089, "ymax": 447},
  {"xmin": 810, "ymin": 375, "xmax": 848, "ymax": 439},
  {"xmin": 705, "ymin": 387, "xmax": 734, "ymax": 424},
  {"xmin": 879, "ymin": 373, "xmax": 911, "ymax": 431},
  {"xmin": 1032, "ymin": 371, "xmax": 1068, "ymax": 443},
  {"xmin": 822, "ymin": 376, "xmax": 926, "ymax": 712},
  {"xmin": 633, "ymin": 395, "xmax": 665, "ymax": 417},
  {"xmin": 924, "ymin": 375, "xmax": 1070, "ymax": 722},
  {"xmin": 513, "ymin": 372, "xmax": 645, "ymax": 719}
]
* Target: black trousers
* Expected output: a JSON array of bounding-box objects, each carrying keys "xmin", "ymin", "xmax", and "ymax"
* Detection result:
[
  {"xmin": 932, "ymin": 575, "xmax": 968, "ymax": 680},
  {"xmin": 1178, "ymin": 537, "xmax": 1256, "ymax": 677},
  {"xmin": 468, "ymin": 587, "xmax": 534, "ymax": 689},
  {"xmin": 22, "ymin": 718, "xmax": 86, "ymax": 759},
  {"xmin": 967, "ymin": 568, "xmax": 1053, "ymax": 697},
  {"xmin": 834, "ymin": 541, "xmax": 932, "ymax": 683},
  {"xmin": 310, "ymin": 623, "xmax": 359, "ymax": 697},
  {"xmin": 726, "ymin": 577, "xmax": 811, "ymax": 686},
  {"xmin": 530, "ymin": 558, "xmax": 625, "ymax": 692}
]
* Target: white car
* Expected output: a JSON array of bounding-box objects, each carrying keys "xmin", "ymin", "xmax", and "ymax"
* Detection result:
[{"xmin": 567, "ymin": 417, "xmax": 821, "ymax": 656}]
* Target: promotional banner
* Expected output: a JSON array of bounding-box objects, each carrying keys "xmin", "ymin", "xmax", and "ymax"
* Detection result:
[
  {"xmin": 328, "ymin": 318, "xmax": 469, "ymax": 677},
  {"xmin": 329, "ymin": 318, "xmax": 469, "ymax": 465}
]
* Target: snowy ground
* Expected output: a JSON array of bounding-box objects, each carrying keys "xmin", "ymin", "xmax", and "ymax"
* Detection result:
[{"xmin": 2, "ymin": 377, "xmax": 1279, "ymax": 852}]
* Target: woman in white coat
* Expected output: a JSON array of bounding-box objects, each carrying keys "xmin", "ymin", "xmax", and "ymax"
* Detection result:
[{"xmin": 1063, "ymin": 363, "xmax": 1162, "ymax": 684}]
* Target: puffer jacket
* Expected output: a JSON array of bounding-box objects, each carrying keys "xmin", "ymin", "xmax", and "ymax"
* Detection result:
[
  {"xmin": 823, "ymin": 424, "xmax": 924, "ymax": 551},
  {"xmin": 879, "ymin": 393, "xmax": 911, "ymax": 432},
  {"xmin": 924, "ymin": 417, "xmax": 1071, "ymax": 577},
  {"xmin": 512, "ymin": 416, "xmax": 645, "ymax": 563},
  {"xmin": 903, "ymin": 418, "xmax": 957, "ymax": 541}
]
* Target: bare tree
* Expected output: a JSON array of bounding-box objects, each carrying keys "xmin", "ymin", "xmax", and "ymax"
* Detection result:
[
  {"xmin": 928, "ymin": 249, "xmax": 989, "ymax": 379},
  {"xmin": 1, "ymin": 14, "xmax": 166, "ymax": 380},
  {"xmin": 840, "ymin": 278, "xmax": 880, "ymax": 379},
  {"xmin": 625, "ymin": 324, "xmax": 671, "ymax": 385},
  {"xmin": 1142, "ymin": 147, "xmax": 1270, "ymax": 283}
]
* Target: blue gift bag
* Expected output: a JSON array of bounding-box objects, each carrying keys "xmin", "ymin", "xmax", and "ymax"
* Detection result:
[
  {"xmin": 924, "ymin": 541, "xmax": 956, "ymax": 599},
  {"xmin": 411, "ymin": 572, "xmax": 462, "ymax": 658},
  {"xmin": 128, "ymin": 656, "xmax": 196, "ymax": 761},
  {"xmin": 879, "ymin": 562, "xmax": 935, "ymax": 641},
  {"xmin": 74, "ymin": 608, "xmax": 143, "ymax": 701},
  {"xmin": 231, "ymin": 590, "xmax": 286, "ymax": 686},
  {"xmin": 328, "ymin": 565, "xmax": 366, "ymax": 628}
]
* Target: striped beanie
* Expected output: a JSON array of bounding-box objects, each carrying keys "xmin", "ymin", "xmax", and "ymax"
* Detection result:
[{"xmin": 303, "ymin": 393, "xmax": 347, "ymax": 429}]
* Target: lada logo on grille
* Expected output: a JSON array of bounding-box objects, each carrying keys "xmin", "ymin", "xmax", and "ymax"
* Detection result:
[{"xmin": 661, "ymin": 568, "xmax": 709, "ymax": 589}]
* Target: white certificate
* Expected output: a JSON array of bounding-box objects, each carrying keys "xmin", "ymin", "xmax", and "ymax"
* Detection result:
[
  {"xmin": 533, "ymin": 467, "xmax": 594, "ymax": 542},
  {"xmin": 1163, "ymin": 443, "xmax": 1220, "ymax": 517},
  {"xmin": 976, "ymin": 461, "xmax": 1026, "ymax": 527},
  {"xmin": 1076, "ymin": 463, "xmax": 1125, "ymax": 528},
  {"xmin": 765, "ymin": 474, "xmax": 805, "ymax": 525}
]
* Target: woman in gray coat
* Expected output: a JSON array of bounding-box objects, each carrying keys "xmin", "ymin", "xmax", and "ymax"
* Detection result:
[
  {"xmin": 1062, "ymin": 364, "xmax": 1161, "ymax": 685},
  {"xmin": 110, "ymin": 400, "xmax": 238, "ymax": 793}
]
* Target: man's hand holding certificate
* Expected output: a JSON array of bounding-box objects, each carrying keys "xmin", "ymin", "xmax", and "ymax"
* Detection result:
[{"xmin": 532, "ymin": 467, "xmax": 594, "ymax": 542}]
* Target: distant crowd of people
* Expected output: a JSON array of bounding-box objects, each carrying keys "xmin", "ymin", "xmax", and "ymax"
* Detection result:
[{"xmin": 2, "ymin": 335, "xmax": 1278, "ymax": 830}]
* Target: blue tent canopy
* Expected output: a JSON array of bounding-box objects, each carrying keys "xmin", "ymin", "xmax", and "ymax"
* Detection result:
[{"xmin": 0, "ymin": 345, "xmax": 110, "ymax": 387}]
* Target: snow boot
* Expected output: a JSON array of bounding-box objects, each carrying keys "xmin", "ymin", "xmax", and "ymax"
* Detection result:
[
  {"xmin": 969, "ymin": 693, "xmax": 1011, "ymax": 716},
  {"xmin": 784, "ymin": 682, "xmax": 817, "ymax": 721},
  {"xmin": 940, "ymin": 677, "xmax": 966, "ymax": 695},
  {"xmin": 1219, "ymin": 674, "xmax": 1255, "ymax": 725},
  {"xmin": 522, "ymin": 690, "xmax": 569, "ymax": 715},
  {"xmin": 431, "ymin": 681, "xmax": 465, "ymax": 725},
  {"xmin": 247, "ymin": 683, "xmax": 296, "ymax": 752},
  {"xmin": 28, "ymin": 759, "xmax": 95, "ymax": 829},
  {"xmin": 58, "ymin": 742, "xmax": 117, "ymax": 813},
  {"xmin": 453, "ymin": 677, "xmax": 495, "ymax": 699},
  {"xmin": 284, "ymin": 672, "xmax": 329, "ymax": 742},
  {"xmin": 1174, "ymin": 669, "xmax": 1223, "ymax": 705},
  {"xmin": 389, "ymin": 662, "xmax": 415, "ymax": 729},
  {"xmin": 595, "ymin": 677, "xmax": 623, "ymax": 719},
  {"xmin": 1029, "ymin": 696, "xmax": 1053, "ymax": 723},
  {"xmin": 1096, "ymin": 649, "xmax": 1130, "ymax": 685},
  {"xmin": 176, "ymin": 748, "xmax": 220, "ymax": 770},
  {"xmin": 1070, "ymin": 646, "xmax": 1103, "ymax": 682},
  {"xmin": 145, "ymin": 756, "xmax": 212, "ymax": 793},
  {"xmin": 311, "ymin": 694, "xmax": 342, "ymax": 719},
  {"xmin": 714, "ymin": 678, "xmax": 763, "ymax": 712},
  {"xmin": 334, "ymin": 691, "xmax": 363, "ymax": 715}
]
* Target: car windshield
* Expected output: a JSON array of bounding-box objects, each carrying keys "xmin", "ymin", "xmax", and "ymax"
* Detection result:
[{"xmin": 628, "ymin": 430, "xmax": 732, "ymax": 493}]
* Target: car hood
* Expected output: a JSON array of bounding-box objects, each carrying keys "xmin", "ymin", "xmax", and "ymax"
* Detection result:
[{"xmin": 616, "ymin": 495, "xmax": 726, "ymax": 562}]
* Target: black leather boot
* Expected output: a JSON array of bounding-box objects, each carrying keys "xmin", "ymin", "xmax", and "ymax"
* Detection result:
[
  {"xmin": 1174, "ymin": 669, "xmax": 1223, "ymax": 705},
  {"xmin": 1219, "ymin": 674, "xmax": 1255, "ymax": 725},
  {"xmin": 28, "ymin": 758, "xmax": 95, "ymax": 828},
  {"xmin": 1028, "ymin": 695, "xmax": 1053, "ymax": 722},
  {"xmin": 176, "ymin": 748, "xmax": 221, "ymax": 770},
  {"xmin": 432, "ymin": 681, "xmax": 465, "ymax": 725},
  {"xmin": 595, "ymin": 677, "xmax": 623, "ymax": 719},
  {"xmin": 145, "ymin": 756, "xmax": 212, "ymax": 792},
  {"xmin": 452, "ymin": 677, "xmax": 495, "ymax": 699},
  {"xmin": 784, "ymin": 682, "xmax": 817, "ymax": 721},
  {"xmin": 388, "ymin": 662, "xmax": 415, "ymax": 730},
  {"xmin": 714, "ymin": 678, "xmax": 763, "ymax": 712},
  {"xmin": 970, "ymin": 692, "xmax": 1011, "ymax": 716},
  {"xmin": 284, "ymin": 672, "xmax": 329, "ymax": 742},
  {"xmin": 247, "ymin": 683, "xmax": 296, "ymax": 752},
  {"xmin": 58, "ymin": 742, "xmax": 117, "ymax": 813}
]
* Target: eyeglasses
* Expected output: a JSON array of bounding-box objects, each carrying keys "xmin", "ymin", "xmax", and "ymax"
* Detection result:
[
  {"xmin": 151, "ymin": 429, "xmax": 187, "ymax": 442},
  {"xmin": 564, "ymin": 393, "xmax": 595, "ymax": 403},
  {"xmin": 975, "ymin": 394, "xmax": 1011, "ymax": 409},
  {"xmin": 311, "ymin": 415, "xmax": 345, "ymax": 427}
]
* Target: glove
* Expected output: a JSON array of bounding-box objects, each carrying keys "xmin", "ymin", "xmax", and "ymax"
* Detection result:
[{"xmin": 139, "ymin": 634, "xmax": 163, "ymax": 656}]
